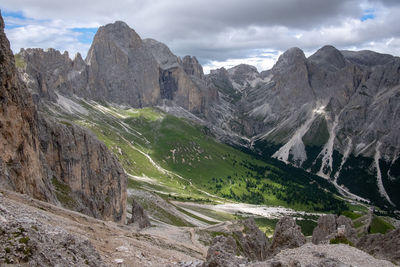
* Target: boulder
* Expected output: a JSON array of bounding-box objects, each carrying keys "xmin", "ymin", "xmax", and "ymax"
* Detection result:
[{"xmin": 128, "ymin": 199, "xmax": 150, "ymax": 229}]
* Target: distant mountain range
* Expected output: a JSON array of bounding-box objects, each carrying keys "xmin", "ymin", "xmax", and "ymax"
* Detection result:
[{"xmin": 16, "ymin": 21, "xmax": 400, "ymax": 210}]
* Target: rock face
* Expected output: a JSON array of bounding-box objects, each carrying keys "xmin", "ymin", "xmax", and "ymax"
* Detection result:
[
  {"xmin": 268, "ymin": 216, "xmax": 306, "ymax": 255},
  {"xmin": 312, "ymin": 214, "xmax": 357, "ymax": 245},
  {"xmin": 38, "ymin": 115, "xmax": 127, "ymax": 222},
  {"xmin": 128, "ymin": 199, "xmax": 150, "ymax": 229},
  {"xmin": 357, "ymin": 228, "xmax": 400, "ymax": 265},
  {"xmin": 86, "ymin": 21, "xmax": 161, "ymax": 107},
  {"xmin": 0, "ymin": 12, "xmax": 126, "ymax": 223}
]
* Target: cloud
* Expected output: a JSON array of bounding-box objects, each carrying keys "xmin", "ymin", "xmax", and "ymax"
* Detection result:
[{"xmin": 1, "ymin": 0, "xmax": 400, "ymax": 72}]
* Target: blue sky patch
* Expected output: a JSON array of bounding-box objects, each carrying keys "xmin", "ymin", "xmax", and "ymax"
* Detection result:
[
  {"xmin": 361, "ymin": 9, "xmax": 376, "ymax": 21},
  {"xmin": 71, "ymin": 28, "xmax": 98, "ymax": 44}
]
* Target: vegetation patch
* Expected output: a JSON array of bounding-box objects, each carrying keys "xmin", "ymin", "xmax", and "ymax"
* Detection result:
[
  {"xmin": 51, "ymin": 177, "xmax": 76, "ymax": 209},
  {"xmin": 369, "ymin": 216, "xmax": 395, "ymax": 234},
  {"xmin": 14, "ymin": 54, "xmax": 26, "ymax": 68},
  {"xmin": 330, "ymin": 236, "xmax": 354, "ymax": 246}
]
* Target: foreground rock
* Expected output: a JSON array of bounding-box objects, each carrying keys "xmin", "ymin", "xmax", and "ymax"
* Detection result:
[
  {"xmin": 357, "ymin": 228, "xmax": 400, "ymax": 265},
  {"xmin": 0, "ymin": 192, "xmax": 106, "ymax": 266},
  {"xmin": 268, "ymin": 216, "xmax": 306, "ymax": 256},
  {"xmin": 202, "ymin": 218, "xmax": 269, "ymax": 266},
  {"xmin": 249, "ymin": 243, "xmax": 395, "ymax": 267},
  {"xmin": 312, "ymin": 214, "xmax": 357, "ymax": 245},
  {"xmin": 203, "ymin": 235, "xmax": 248, "ymax": 267},
  {"xmin": 128, "ymin": 199, "xmax": 151, "ymax": 229},
  {"xmin": 0, "ymin": 11, "xmax": 126, "ymax": 222}
]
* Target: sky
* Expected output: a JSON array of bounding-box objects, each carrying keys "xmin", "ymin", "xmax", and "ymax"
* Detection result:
[{"xmin": 1, "ymin": 0, "xmax": 400, "ymax": 73}]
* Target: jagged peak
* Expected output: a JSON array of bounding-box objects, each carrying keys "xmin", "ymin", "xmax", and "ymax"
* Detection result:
[
  {"xmin": 309, "ymin": 45, "xmax": 346, "ymax": 71},
  {"xmin": 182, "ymin": 55, "xmax": 204, "ymax": 78}
]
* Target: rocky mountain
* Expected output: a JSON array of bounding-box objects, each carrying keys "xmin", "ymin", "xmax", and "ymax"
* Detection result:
[
  {"xmin": 0, "ymin": 13, "xmax": 126, "ymax": 222},
  {"xmin": 18, "ymin": 21, "xmax": 218, "ymax": 118},
  {"xmin": 208, "ymin": 46, "xmax": 400, "ymax": 210},
  {"xmin": 15, "ymin": 19, "xmax": 400, "ymax": 210}
]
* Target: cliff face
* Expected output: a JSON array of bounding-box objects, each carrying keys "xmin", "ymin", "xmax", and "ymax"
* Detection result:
[
  {"xmin": 0, "ymin": 13, "xmax": 47, "ymax": 201},
  {"xmin": 0, "ymin": 12, "xmax": 126, "ymax": 223},
  {"xmin": 86, "ymin": 21, "xmax": 161, "ymax": 107}
]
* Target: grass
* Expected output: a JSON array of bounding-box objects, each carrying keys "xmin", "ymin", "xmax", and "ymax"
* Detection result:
[
  {"xmin": 369, "ymin": 216, "xmax": 395, "ymax": 234},
  {"xmin": 51, "ymin": 177, "xmax": 76, "ymax": 209},
  {"xmin": 330, "ymin": 236, "xmax": 353, "ymax": 246},
  {"xmin": 14, "ymin": 54, "xmax": 26, "ymax": 68},
  {"xmin": 341, "ymin": 210, "xmax": 363, "ymax": 220}
]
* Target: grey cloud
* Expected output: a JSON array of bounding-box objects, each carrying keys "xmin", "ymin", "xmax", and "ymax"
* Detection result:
[{"xmin": 1, "ymin": 0, "xmax": 400, "ymax": 69}]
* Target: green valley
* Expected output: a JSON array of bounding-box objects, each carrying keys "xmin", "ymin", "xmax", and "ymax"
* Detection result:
[{"xmin": 49, "ymin": 97, "xmax": 347, "ymax": 214}]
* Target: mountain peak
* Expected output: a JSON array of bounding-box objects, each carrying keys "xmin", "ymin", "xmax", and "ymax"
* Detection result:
[
  {"xmin": 273, "ymin": 47, "xmax": 306, "ymax": 71},
  {"xmin": 309, "ymin": 45, "xmax": 346, "ymax": 71}
]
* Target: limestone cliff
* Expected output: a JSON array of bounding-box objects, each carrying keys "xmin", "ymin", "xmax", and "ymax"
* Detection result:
[{"xmin": 0, "ymin": 12, "xmax": 126, "ymax": 223}]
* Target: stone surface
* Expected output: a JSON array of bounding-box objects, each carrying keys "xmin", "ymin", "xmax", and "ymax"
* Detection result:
[
  {"xmin": 0, "ymin": 192, "xmax": 106, "ymax": 266},
  {"xmin": 249, "ymin": 243, "xmax": 395, "ymax": 267},
  {"xmin": 0, "ymin": 12, "xmax": 127, "ymax": 223},
  {"xmin": 128, "ymin": 199, "xmax": 151, "ymax": 229},
  {"xmin": 202, "ymin": 235, "xmax": 248, "ymax": 267},
  {"xmin": 357, "ymin": 228, "xmax": 400, "ymax": 265},
  {"xmin": 268, "ymin": 216, "xmax": 306, "ymax": 255},
  {"xmin": 202, "ymin": 217, "xmax": 270, "ymax": 266},
  {"xmin": 312, "ymin": 215, "xmax": 357, "ymax": 245}
]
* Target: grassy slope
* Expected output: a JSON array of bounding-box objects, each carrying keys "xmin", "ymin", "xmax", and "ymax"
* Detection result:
[{"xmin": 51, "ymin": 99, "xmax": 347, "ymax": 213}]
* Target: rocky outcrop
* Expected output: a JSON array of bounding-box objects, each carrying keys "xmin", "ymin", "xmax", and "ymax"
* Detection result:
[
  {"xmin": 203, "ymin": 235, "xmax": 248, "ymax": 267},
  {"xmin": 357, "ymin": 228, "xmax": 400, "ymax": 265},
  {"xmin": 312, "ymin": 214, "xmax": 357, "ymax": 245},
  {"xmin": 0, "ymin": 12, "xmax": 127, "ymax": 223},
  {"xmin": 203, "ymin": 217, "xmax": 270, "ymax": 266},
  {"xmin": 268, "ymin": 216, "xmax": 306, "ymax": 256},
  {"xmin": 17, "ymin": 48, "xmax": 87, "ymax": 103},
  {"xmin": 128, "ymin": 199, "xmax": 150, "ymax": 229}
]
